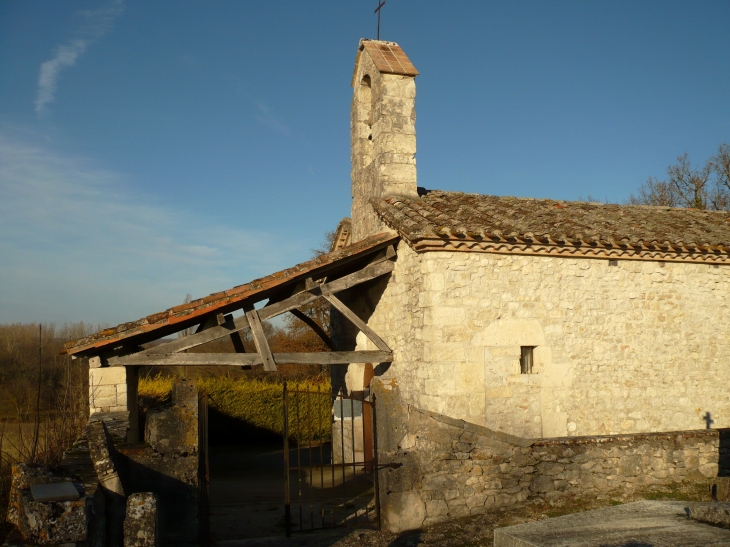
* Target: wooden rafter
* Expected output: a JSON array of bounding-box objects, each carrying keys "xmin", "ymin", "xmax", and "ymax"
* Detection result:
[
  {"xmin": 142, "ymin": 257, "xmax": 395, "ymax": 355},
  {"xmin": 104, "ymin": 247, "xmax": 397, "ymax": 371},
  {"xmin": 321, "ymin": 289, "xmax": 390, "ymax": 352},
  {"xmin": 108, "ymin": 351, "xmax": 392, "ymax": 367},
  {"xmin": 244, "ymin": 306, "xmax": 276, "ymax": 372},
  {"xmin": 289, "ymin": 309, "xmax": 338, "ymax": 351}
]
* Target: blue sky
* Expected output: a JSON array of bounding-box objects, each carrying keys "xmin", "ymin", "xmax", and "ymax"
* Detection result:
[{"xmin": 1, "ymin": 0, "xmax": 729, "ymax": 326}]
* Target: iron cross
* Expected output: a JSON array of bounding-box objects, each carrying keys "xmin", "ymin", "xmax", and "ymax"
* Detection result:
[{"xmin": 374, "ymin": 0, "xmax": 386, "ymax": 40}]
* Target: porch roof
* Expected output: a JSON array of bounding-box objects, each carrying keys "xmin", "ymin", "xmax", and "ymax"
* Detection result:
[{"xmin": 64, "ymin": 232, "xmax": 398, "ymax": 357}]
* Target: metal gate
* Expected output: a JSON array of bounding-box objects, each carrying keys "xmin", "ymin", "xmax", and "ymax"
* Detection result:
[{"xmin": 283, "ymin": 383, "xmax": 381, "ymax": 536}]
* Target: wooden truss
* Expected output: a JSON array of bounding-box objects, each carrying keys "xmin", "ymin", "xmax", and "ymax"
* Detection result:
[{"xmin": 108, "ymin": 246, "xmax": 396, "ymax": 371}]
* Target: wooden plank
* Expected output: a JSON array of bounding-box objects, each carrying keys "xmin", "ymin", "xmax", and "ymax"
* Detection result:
[
  {"xmin": 289, "ymin": 309, "xmax": 338, "ymax": 351},
  {"xmin": 245, "ymin": 306, "xmax": 277, "ymax": 372},
  {"xmin": 320, "ymin": 289, "xmax": 391, "ymax": 352},
  {"xmin": 109, "ymin": 350, "xmax": 392, "ymax": 367},
  {"xmin": 224, "ymin": 314, "xmax": 247, "ymax": 353},
  {"xmin": 277, "ymin": 351, "xmax": 391, "ymax": 365},
  {"xmin": 144, "ymin": 258, "xmax": 395, "ymax": 355},
  {"xmin": 144, "ymin": 315, "xmax": 250, "ymax": 355}
]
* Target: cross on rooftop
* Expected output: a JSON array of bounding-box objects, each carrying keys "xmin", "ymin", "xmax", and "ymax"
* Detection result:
[
  {"xmin": 374, "ymin": 0, "xmax": 386, "ymax": 40},
  {"xmin": 703, "ymin": 411, "xmax": 714, "ymax": 429}
]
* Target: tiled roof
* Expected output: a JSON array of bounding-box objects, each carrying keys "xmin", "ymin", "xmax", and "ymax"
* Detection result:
[
  {"xmin": 352, "ymin": 39, "xmax": 418, "ymax": 86},
  {"xmin": 371, "ymin": 192, "xmax": 730, "ymax": 260},
  {"xmin": 64, "ymin": 232, "xmax": 398, "ymax": 356}
]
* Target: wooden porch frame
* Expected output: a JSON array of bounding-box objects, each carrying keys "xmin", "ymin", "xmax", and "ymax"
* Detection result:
[{"xmin": 106, "ymin": 246, "xmax": 397, "ymax": 370}]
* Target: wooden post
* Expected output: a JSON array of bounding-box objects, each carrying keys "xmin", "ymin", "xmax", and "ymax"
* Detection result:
[
  {"xmin": 362, "ymin": 363, "xmax": 375, "ymax": 472},
  {"xmin": 126, "ymin": 366, "xmax": 139, "ymax": 443}
]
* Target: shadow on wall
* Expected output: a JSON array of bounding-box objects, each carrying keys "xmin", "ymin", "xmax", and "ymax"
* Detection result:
[{"xmin": 331, "ymin": 273, "xmax": 390, "ymax": 397}]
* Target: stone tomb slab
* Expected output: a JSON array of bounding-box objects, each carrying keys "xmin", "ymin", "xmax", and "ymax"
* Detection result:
[
  {"xmin": 493, "ymin": 500, "xmax": 730, "ymax": 547},
  {"xmin": 30, "ymin": 481, "xmax": 81, "ymax": 502}
]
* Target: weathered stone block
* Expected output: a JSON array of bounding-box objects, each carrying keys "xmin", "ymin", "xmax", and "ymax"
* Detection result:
[
  {"xmin": 124, "ymin": 493, "xmax": 158, "ymax": 547},
  {"xmin": 145, "ymin": 379, "xmax": 198, "ymax": 456},
  {"xmin": 90, "ymin": 367, "xmax": 127, "ymax": 386},
  {"xmin": 15, "ymin": 489, "xmax": 87, "ymax": 544},
  {"xmin": 7, "ymin": 464, "xmax": 87, "ymax": 545},
  {"xmin": 687, "ymin": 502, "xmax": 730, "ymax": 529}
]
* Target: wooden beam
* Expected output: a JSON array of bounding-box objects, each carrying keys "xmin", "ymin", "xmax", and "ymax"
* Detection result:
[
  {"xmin": 144, "ymin": 315, "xmax": 250, "ymax": 355},
  {"xmin": 143, "ymin": 257, "xmax": 395, "ymax": 355},
  {"xmin": 109, "ymin": 350, "xmax": 392, "ymax": 367},
  {"xmin": 320, "ymin": 289, "xmax": 391, "ymax": 352},
  {"xmin": 244, "ymin": 306, "xmax": 277, "ymax": 371},
  {"xmin": 289, "ymin": 309, "xmax": 338, "ymax": 351},
  {"xmin": 224, "ymin": 314, "xmax": 247, "ymax": 353}
]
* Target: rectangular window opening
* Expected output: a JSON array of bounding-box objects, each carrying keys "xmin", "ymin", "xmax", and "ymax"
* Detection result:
[
  {"xmin": 520, "ymin": 346, "xmax": 534, "ymax": 374},
  {"xmin": 608, "ymin": 259, "xmax": 618, "ymax": 266}
]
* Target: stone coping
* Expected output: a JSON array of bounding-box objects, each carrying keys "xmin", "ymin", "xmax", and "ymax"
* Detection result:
[
  {"xmin": 410, "ymin": 405, "xmax": 533, "ymax": 448},
  {"xmin": 410, "ymin": 403, "xmax": 727, "ymax": 449}
]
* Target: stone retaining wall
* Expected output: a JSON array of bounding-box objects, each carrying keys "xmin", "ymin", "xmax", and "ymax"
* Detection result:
[{"xmin": 373, "ymin": 379, "xmax": 730, "ymax": 533}]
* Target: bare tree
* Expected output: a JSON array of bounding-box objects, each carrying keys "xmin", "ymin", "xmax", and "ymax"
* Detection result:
[
  {"xmin": 630, "ymin": 144, "xmax": 730, "ymax": 211},
  {"xmin": 629, "ymin": 178, "xmax": 679, "ymax": 207},
  {"xmin": 709, "ymin": 143, "xmax": 730, "ymax": 210}
]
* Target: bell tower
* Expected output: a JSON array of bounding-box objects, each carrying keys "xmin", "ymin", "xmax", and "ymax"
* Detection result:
[{"xmin": 350, "ymin": 39, "xmax": 419, "ymax": 241}]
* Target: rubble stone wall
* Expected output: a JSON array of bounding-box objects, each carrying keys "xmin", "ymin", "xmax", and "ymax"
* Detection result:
[
  {"xmin": 373, "ymin": 379, "xmax": 729, "ymax": 532},
  {"xmin": 354, "ymin": 243, "xmax": 730, "ymax": 438}
]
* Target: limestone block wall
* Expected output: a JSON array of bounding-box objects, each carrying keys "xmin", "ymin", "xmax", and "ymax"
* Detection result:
[
  {"xmin": 89, "ymin": 367, "xmax": 129, "ymax": 414},
  {"xmin": 89, "ymin": 365, "xmax": 139, "ymax": 442},
  {"xmin": 355, "ymin": 243, "xmax": 730, "ymax": 438},
  {"xmin": 373, "ymin": 379, "xmax": 729, "ymax": 533},
  {"xmin": 351, "ymin": 47, "xmax": 417, "ymax": 241}
]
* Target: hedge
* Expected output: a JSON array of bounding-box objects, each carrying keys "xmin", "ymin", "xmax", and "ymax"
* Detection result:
[{"xmin": 139, "ymin": 375, "xmax": 332, "ymax": 442}]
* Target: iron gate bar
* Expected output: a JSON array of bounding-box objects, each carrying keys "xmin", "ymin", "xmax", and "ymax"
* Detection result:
[
  {"xmin": 284, "ymin": 385, "xmax": 380, "ymax": 536},
  {"xmin": 283, "ymin": 382, "xmax": 290, "ymax": 538},
  {"xmin": 372, "ymin": 393, "xmax": 381, "ymax": 531},
  {"xmin": 198, "ymin": 391, "xmax": 210, "ymax": 546}
]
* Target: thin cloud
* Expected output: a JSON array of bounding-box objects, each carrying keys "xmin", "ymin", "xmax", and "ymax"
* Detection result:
[
  {"xmin": 255, "ymin": 102, "xmax": 292, "ymax": 137},
  {"xmin": 35, "ymin": 0, "xmax": 125, "ymax": 115},
  {"xmin": 0, "ymin": 131, "xmax": 301, "ymax": 325}
]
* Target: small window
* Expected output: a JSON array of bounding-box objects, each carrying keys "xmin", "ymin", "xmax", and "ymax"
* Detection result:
[
  {"xmin": 520, "ymin": 346, "xmax": 534, "ymax": 374},
  {"xmin": 608, "ymin": 259, "xmax": 618, "ymax": 267}
]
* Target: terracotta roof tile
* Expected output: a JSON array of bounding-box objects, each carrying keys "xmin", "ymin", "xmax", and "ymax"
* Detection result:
[
  {"xmin": 371, "ymin": 192, "xmax": 730, "ymax": 258},
  {"xmin": 352, "ymin": 39, "xmax": 418, "ymax": 86},
  {"xmin": 64, "ymin": 232, "xmax": 398, "ymax": 356}
]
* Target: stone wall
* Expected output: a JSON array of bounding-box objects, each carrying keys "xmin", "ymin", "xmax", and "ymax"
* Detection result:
[
  {"xmin": 373, "ymin": 379, "xmax": 729, "ymax": 533},
  {"xmin": 351, "ymin": 43, "xmax": 417, "ymax": 241},
  {"xmin": 353, "ymin": 242, "xmax": 730, "ymax": 438},
  {"xmin": 89, "ymin": 367, "xmax": 129, "ymax": 414},
  {"xmin": 89, "ymin": 366, "xmax": 139, "ymax": 442}
]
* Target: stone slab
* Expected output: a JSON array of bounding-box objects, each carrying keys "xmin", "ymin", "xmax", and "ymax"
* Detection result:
[
  {"xmin": 493, "ymin": 501, "xmax": 730, "ymax": 547},
  {"xmin": 688, "ymin": 502, "xmax": 730, "ymax": 528},
  {"xmin": 30, "ymin": 481, "xmax": 80, "ymax": 502}
]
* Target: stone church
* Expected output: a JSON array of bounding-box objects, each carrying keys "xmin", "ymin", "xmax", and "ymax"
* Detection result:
[
  {"xmin": 38, "ymin": 38, "xmax": 730, "ymax": 539},
  {"xmin": 340, "ymin": 38, "xmax": 730, "ymax": 439}
]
